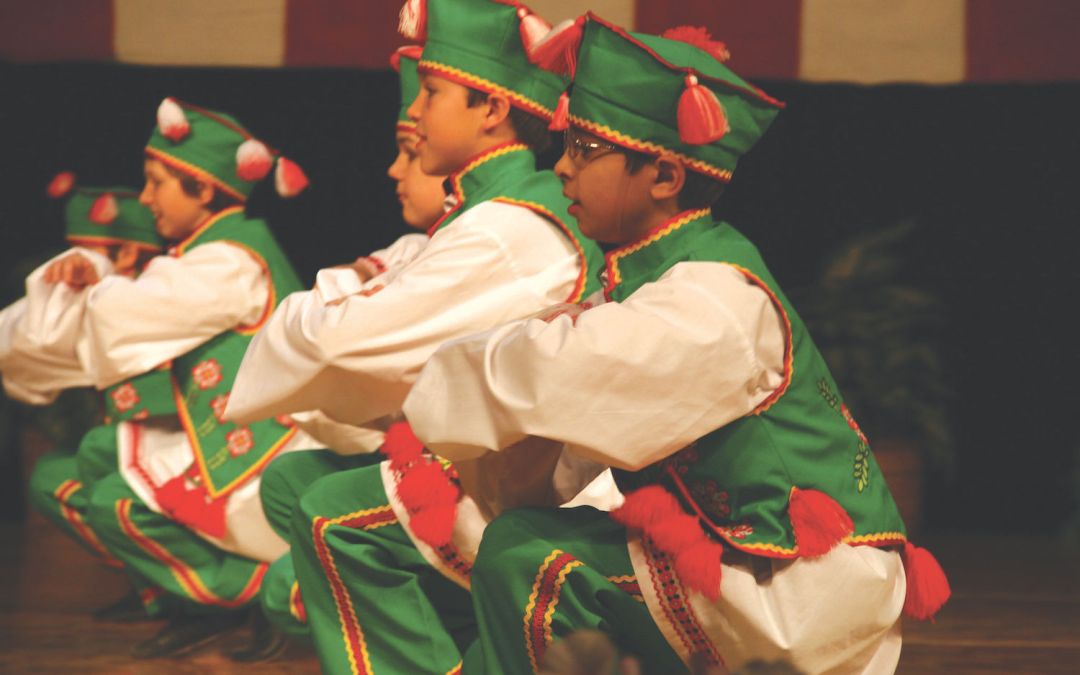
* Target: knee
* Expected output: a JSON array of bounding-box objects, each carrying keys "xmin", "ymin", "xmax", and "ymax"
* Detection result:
[
  {"xmin": 84, "ymin": 474, "xmax": 127, "ymax": 538},
  {"xmin": 473, "ymin": 508, "xmax": 547, "ymax": 583}
]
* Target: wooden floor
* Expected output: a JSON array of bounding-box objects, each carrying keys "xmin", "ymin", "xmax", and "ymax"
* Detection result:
[{"xmin": 1, "ymin": 514, "xmax": 1077, "ymax": 674}]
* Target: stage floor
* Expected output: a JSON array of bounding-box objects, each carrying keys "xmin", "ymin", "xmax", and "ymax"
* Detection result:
[{"xmin": 1, "ymin": 516, "xmax": 1077, "ymax": 673}]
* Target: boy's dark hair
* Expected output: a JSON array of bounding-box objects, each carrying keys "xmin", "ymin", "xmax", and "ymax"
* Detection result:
[
  {"xmin": 466, "ymin": 88, "xmax": 553, "ymax": 154},
  {"xmin": 162, "ymin": 163, "xmax": 243, "ymax": 213},
  {"xmin": 624, "ymin": 151, "xmax": 725, "ymax": 211}
]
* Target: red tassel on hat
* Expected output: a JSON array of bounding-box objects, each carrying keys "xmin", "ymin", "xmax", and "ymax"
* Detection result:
[
  {"xmin": 157, "ymin": 97, "xmax": 190, "ymax": 142},
  {"xmin": 674, "ymin": 538, "xmax": 724, "ymax": 601},
  {"xmin": 518, "ymin": 7, "xmax": 551, "ymax": 54},
  {"xmin": 788, "ymin": 487, "xmax": 854, "ymax": 557},
  {"xmin": 678, "ymin": 74, "xmax": 729, "ymax": 146},
  {"xmin": 549, "ymin": 92, "xmax": 570, "ymax": 131},
  {"xmin": 236, "ymin": 139, "xmax": 274, "ymax": 182},
  {"xmin": 902, "ymin": 541, "xmax": 951, "ymax": 621},
  {"xmin": 529, "ymin": 16, "xmax": 585, "ymax": 76},
  {"xmin": 382, "ymin": 421, "xmax": 424, "ymax": 470},
  {"xmin": 390, "ymin": 45, "xmax": 424, "ymax": 73},
  {"xmin": 398, "ymin": 0, "xmax": 427, "ymax": 42},
  {"xmin": 275, "ymin": 157, "xmax": 309, "ymax": 198},
  {"xmin": 46, "ymin": 171, "xmax": 76, "ymax": 199},
  {"xmin": 661, "ymin": 26, "xmax": 730, "ymax": 63},
  {"xmin": 88, "ymin": 193, "xmax": 119, "ymax": 225}
]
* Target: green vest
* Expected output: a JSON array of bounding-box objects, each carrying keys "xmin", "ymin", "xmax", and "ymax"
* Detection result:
[
  {"xmin": 169, "ymin": 206, "xmax": 304, "ymax": 500},
  {"xmin": 609, "ymin": 210, "xmax": 906, "ymax": 558},
  {"xmin": 430, "ymin": 142, "xmax": 604, "ymax": 302},
  {"xmin": 103, "ymin": 367, "xmax": 176, "ymax": 423}
]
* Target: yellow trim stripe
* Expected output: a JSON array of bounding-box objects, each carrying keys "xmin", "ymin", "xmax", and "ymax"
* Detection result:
[
  {"xmin": 418, "ymin": 60, "xmax": 554, "ymax": 119},
  {"xmin": 54, "ymin": 480, "xmax": 124, "ymax": 568},
  {"xmin": 604, "ymin": 208, "xmax": 710, "ymax": 289},
  {"xmin": 523, "ymin": 549, "xmax": 583, "ymax": 673},
  {"xmin": 173, "ymin": 205, "xmax": 244, "ymax": 255},
  {"xmin": 491, "ymin": 197, "xmax": 588, "ymax": 303}
]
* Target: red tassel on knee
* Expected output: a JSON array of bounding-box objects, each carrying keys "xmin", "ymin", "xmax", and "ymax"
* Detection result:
[
  {"xmin": 611, "ymin": 484, "xmax": 683, "ymax": 529},
  {"xmin": 788, "ymin": 487, "xmax": 853, "ymax": 557},
  {"xmin": 902, "ymin": 541, "xmax": 951, "ymax": 621},
  {"xmin": 382, "ymin": 421, "xmax": 424, "ymax": 470},
  {"xmin": 675, "ymin": 538, "xmax": 724, "ymax": 601},
  {"xmin": 408, "ymin": 503, "xmax": 457, "ymax": 548}
]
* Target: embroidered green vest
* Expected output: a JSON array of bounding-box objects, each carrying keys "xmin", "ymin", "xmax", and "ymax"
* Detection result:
[
  {"xmin": 608, "ymin": 209, "xmax": 906, "ymax": 558},
  {"xmin": 103, "ymin": 367, "xmax": 176, "ymax": 423},
  {"xmin": 429, "ymin": 142, "xmax": 604, "ymax": 302},
  {"xmin": 169, "ymin": 206, "xmax": 304, "ymax": 500}
]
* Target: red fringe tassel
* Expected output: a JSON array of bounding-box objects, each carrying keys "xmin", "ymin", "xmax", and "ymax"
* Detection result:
[
  {"xmin": 902, "ymin": 541, "xmax": 951, "ymax": 621},
  {"xmin": 788, "ymin": 487, "xmax": 854, "ymax": 557}
]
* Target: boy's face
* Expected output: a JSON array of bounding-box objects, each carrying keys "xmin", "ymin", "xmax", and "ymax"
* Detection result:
[
  {"xmin": 554, "ymin": 128, "xmax": 655, "ymax": 245},
  {"xmin": 387, "ymin": 131, "xmax": 448, "ymax": 229},
  {"xmin": 139, "ymin": 159, "xmax": 209, "ymax": 241},
  {"xmin": 407, "ymin": 74, "xmax": 490, "ymax": 176}
]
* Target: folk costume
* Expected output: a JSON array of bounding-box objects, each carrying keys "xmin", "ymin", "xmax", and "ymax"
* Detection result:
[
  {"xmin": 402, "ymin": 15, "xmax": 951, "ymax": 674},
  {"xmin": 226, "ymin": 2, "xmax": 608, "ymax": 672}
]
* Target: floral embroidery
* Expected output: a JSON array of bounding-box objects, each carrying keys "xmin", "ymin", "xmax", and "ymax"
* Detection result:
[
  {"xmin": 688, "ymin": 479, "xmax": 731, "ymax": 520},
  {"xmin": 192, "ymin": 359, "xmax": 223, "ymax": 390},
  {"xmin": 818, "ymin": 378, "xmax": 872, "ymax": 492},
  {"xmin": 110, "ymin": 383, "xmax": 140, "ymax": 413},
  {"xmin": 210, "ymin": 394, "xmax": 230, "ymax": 424},
  {"xmin": 226, "ymin": 427, "xmax": 254, "ymax": 457},
  {"xmin": 715, "ymin": 523, "xmax": 753, "ymax": 539}
]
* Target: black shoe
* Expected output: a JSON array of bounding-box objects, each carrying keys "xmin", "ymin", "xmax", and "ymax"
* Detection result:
[
  {"xmin": 93, "ymin": 590, "xmax": 151, "ymax": 623},
  {"xmin": 131, "ymin": 609, "xmax": 248, "ymax": 659},
  {"xmin": 229, "ymin": 609, "xmax": 289, "ymax": 662}
]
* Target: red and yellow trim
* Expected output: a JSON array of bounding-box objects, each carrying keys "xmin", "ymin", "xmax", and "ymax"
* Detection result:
[
  {"xmin": 571, "ymin": 115, "xmax": 734, "ymax": 182},
  {"xmin": 312, "ymin": 505, "xmax": 398, "ymax": 675},
  {"xmin": 54, "ymin": 480, "xmax": 124, "ymax": 568},
  {"xmin": 523, "ymin": 549, "xmax": 583, "ymax": 673},
  {"xmin": 224, "ymin": 241, "xmax": 275, "ymax": 335},
  {"xmin": 172, "ymin": 206, "xmax": 244, "ymax": 255},
  {"xmin": 606, "ymin": 574, "xmax": 644, "ymax": 602},
  {"xmin": 491, "ymin": 197, "xmax": 589, "ymax": 303},
  {"xmin": 289, "ymin": 580, "xmax": 308, "ymax": 624},
  {"xmin": 642, "ymin": 538, "xmax": 724, "ymax": 666},
  {"xmin": 427, "ymin": 141, "xmax": 530, "ymax": 237},
  {"xmin": 115, "ymin": 498, "xmax": 266, "ymax": 606},
  {"xmin": 418, "ymin": 60, "xmax": 554, "ymax": 120},
  {"xmin": 603, "ymin": 208, "xmax": 710, "ymax": 297},
  {"xmin": 145, "ymin": 147, "xmax": 248, "ymax": 203},
  {"xmin": 724, "ymin": 263, "xmax": 794, "ymax": 415}
]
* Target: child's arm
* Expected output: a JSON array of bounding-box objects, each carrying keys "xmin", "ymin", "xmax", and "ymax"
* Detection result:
[{"xmin": 404, "ymin": 261, "xmax": 788, "ymax": 471}]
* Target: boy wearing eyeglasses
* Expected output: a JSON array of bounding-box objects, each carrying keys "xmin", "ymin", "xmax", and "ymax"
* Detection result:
[{"xmin": 402, "ymin": 14, "xmax": 950, "ymax": 674}]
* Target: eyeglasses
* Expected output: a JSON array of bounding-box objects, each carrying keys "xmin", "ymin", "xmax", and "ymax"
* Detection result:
[{"xmin": 563, "ymin": 128, "xmax": 620, "ymax": 164}]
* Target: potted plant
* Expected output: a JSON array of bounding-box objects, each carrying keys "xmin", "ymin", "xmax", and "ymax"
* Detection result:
[{"xmin": 789, "ymin": 219, "xmax": 954, "ymax": 536}]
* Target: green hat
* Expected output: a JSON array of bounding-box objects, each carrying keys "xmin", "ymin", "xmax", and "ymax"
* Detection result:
[
  {"xmin": 146, "ymin": 98, "xmax": 309, "ymax": 201},
  {"xmin": 539, "ymin": 14, "xmax": 784, "ymax": 181},
  {"xmin": 391, "ymin": 45, "xmax": 424, "ymax": 132},
  {"xmin": 399, "ymin": 0, "xmax": 567, "ymax": 121},
  {"xmin": 46, "ymin": 172, "xmax": 164, "ymax": 251}
]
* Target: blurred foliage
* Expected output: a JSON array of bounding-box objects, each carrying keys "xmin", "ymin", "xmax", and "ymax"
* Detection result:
[{"xmin": 790, "ymin": 219, "xmax": 955, "ymax": 475}]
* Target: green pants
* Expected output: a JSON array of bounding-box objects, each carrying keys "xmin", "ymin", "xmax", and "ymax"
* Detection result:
[
  {"xmin": 290, "ymin": 463, "xmax": 475, "ymax": 674},
  {"xmin": 467, "ymin": 507, "xmax": 684, "ymax": 674},
  {"xmin": 86, "ymin": 471, "xmax": 266, "ymax": 615},
  {"xmin": 27, "ymin": 424, "xmax": 124, "ymax": 568},
  {"xmin": 259, "ymin": 450, "xmax": 380, "ymax": 637}
]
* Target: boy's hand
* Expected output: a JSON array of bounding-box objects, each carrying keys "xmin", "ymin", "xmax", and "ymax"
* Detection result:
[
  {"xmin": 332, "ymin": 257, "xmax": 382, "ymax": 283},
  {"xmin": 42, "ymin": 253, "xmax": 101, "ymax": 290}
]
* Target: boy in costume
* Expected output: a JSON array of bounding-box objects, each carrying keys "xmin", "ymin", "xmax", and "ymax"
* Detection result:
[
  {"xmin": 226, "ymin": 1, "xmax": 612, "ymax": 672},
  {"xmin": 401, "ymin": 14, "xmax": 951, "ymax": 674},
  {"xmin": 248, "ymin": 45, "xmax": 450, "ymax": 654},
  {"xmin": 30, "ymin": 98, "xmax": 321, "ymax": 658}
]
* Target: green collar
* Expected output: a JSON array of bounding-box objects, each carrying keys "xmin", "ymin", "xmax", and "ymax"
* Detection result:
[
  {"xmin": 428, "ymin": 142, "xmax": 537, "ymax": 236},
  {"xmin": 603, "ymin": 208, "xmax": 714, "ymax": 300}
]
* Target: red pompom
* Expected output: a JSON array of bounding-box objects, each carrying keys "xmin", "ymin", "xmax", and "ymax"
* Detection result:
[
  {"xmin": 529, "ymin": 16, "xmax": 585, "ymax": 76},
  {"xmin": 611, "ymin": 485, "xmax": 683, "ymax": 530},
  {"xmin": 902, "ymin": 541, "xmax": 951, "ymax": 621},
  {"xmin": 236, "ymin": 139, "xmax": 274, "ymax": 182},
  {"xmin": 661, "ymin": 26, "xmax": 730, "ymax": 63},
  {"xmin": 390, "ymin": 44, "xmax": 423, "ymax": 72},
  {"xmin": 157, "ymin": 97, "xmax": 190, "ymax": 142},
  {"xmin": 647, "ymin": 512, "xmax": 706, "ymax": 554},
  {"xmin": 46, "ymin": 171, "xmax": 76, "ymax": 199},
  {"xmin": 398, "ymin": 0, "xmax": 427, "ymax": 42},
  {"xmin": 677, "ymin": 74, "xmax": 729, "ymax": 146},
  {"xmin": 275, "ymin": 157, "xmax": 309, "ymax": 198},
  {"xmin": 788, "ymin": 487, "xmax": 854, "ymax": 557},
  {"xmin": 382, "ymin": 421, "xmax": 424, "ymax": 469},
  {"xmin": 674, "ymin": 538, "xmax": 724, "ymax": 601},
  {"xmin": 518, "ymin": 7, "xmax": 551, "ymax": 54},
  {"xmin": 397, "ymin": 461, "xmax": 457, "ymax": 511},
  {"xmin": 88, "ymin": 193, "xmax": 119, "ymax": 225},
  {"xmin": 154, "ymin": 475, "xmax": 188, "ymax": 513},
  {"xmin": 408, "ymin": 503, "xmax": 457, "ymax": 548},
  {"xmin": 549, "ymin": 92, "xmax": 570, "ymax": 131}
]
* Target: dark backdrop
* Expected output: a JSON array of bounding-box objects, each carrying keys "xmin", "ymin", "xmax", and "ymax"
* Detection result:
[{"xmin": 2, "ymin": 61, "xmax": 1077, "ymax": 534}]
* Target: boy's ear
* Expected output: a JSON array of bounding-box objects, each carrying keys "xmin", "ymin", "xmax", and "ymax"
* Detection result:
[
  {"xmin": 480, "ymin": 92, "xmax": 513, "ymax": 132},
  {"xmin": 195, "ymin": 181, "xmax": 215, "ymax": 207},
  {"xmin": 651, "ymin": 154, "xmax": 686, "ymax": 202}
]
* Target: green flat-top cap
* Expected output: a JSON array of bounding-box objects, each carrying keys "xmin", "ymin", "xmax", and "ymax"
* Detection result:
[
  {"xmin": 416, "ymin": 0, "xmax": 567, "ymax": 120},
  {"xmin": 392, "ymin": 45, "xmax": 424, "ymax": 130},
  {"xmin": 569, "ymin": 14, "xmax": 784, "ymax": 182},
  {"xmin": 65, "ymin": 186, "xmax": 164, "ymax": 251}
]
